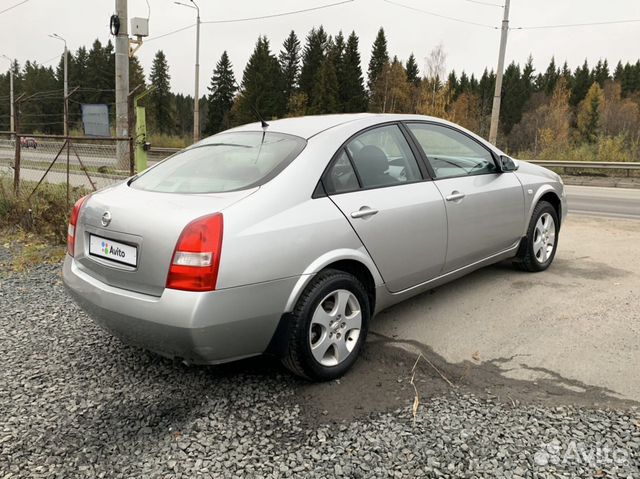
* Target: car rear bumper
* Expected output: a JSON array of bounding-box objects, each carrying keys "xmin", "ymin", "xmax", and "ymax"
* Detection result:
[{"xmin": 62, "ymin": 255, "xmax": 298, "ymax": 364}]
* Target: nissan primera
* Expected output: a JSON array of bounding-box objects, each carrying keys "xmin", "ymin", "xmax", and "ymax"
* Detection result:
[{"xmin": 63, "ymin": 114, "xmax": 566, "ymax": 380}]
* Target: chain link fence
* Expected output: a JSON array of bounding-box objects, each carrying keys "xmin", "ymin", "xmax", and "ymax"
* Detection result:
[
  {"xmin": 1, "ymin": 132, "xmax": 133, "ymax": 202},
  {"xmin": 0, "ymin": 131, "xmax": 133, "ymax": 240}
]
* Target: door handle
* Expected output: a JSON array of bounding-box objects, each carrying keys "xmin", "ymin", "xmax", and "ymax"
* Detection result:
[
  {"xmin": 350, "ymin": 207, "xmax": 379, "ymax": 219},
  {"xmin": 445, "ymin": 191, "xmax": 466, "ymax": 202}
]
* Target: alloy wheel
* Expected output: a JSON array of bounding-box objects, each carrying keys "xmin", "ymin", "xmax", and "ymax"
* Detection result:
[
  {"xmin": 308, "ymin": 289, "xmax": 362, "ymax": 367},
  {"xmin": 533, "ymin": 212, "xmax": 556, "ymax": 263}
]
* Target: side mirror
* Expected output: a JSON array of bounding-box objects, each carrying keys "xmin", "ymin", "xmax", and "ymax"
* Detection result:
[{"xmin": 498, "ymin": 155, "xmax": 518, "ymax": 172}]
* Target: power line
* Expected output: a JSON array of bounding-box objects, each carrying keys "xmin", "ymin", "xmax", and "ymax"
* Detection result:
[
  {"xmin": 201, "ymin": 0, "xmax": 355, "ymax": 24},
  {"xmin": 147, "ymin": 0, "xmax": 355, "ymax": 42},
  {"xmin": 383, "ymin": 0, "xmax": 498, "ymax": 29},
  {"xmin": 0, "ymin": 0, "xmax": 30, "ymax": 15},
  {"xmin": 40, "ymin": 54, "xmax": 62, "ymax": 66},
  {"xmin": 146, "ymin": 23, "xmax": 195, "ymax": 43},
  {"xmin": 456, "ymin": 0, "xmax": 503, "ymax": 7},
  {"xmin": 513, "ymin": 18, "xmax": 640, "ymax": 30}
]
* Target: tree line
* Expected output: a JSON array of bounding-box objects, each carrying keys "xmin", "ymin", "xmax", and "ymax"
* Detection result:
[{"xmin": 2, "ymin": 27, "xmax": 640, "ymax": 160}]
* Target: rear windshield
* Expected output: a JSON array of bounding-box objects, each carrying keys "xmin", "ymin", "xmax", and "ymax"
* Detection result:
[{"xmin": 131, "ymin": 131, "xmax": 306, "ymax": 193}]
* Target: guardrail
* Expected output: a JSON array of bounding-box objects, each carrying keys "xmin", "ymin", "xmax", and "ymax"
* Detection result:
[{"xmin": 529, "ymin": 160, "xmax": 640, "ymax": 171}]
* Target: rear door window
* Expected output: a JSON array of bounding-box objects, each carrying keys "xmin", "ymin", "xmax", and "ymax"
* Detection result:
[
  {"xmin": 131, "ymin": 132, "xmax": 306, "ymax": 193},
  {"xmin": 345, "ymin": 125, "xmax": 422, "ymax": 189}
]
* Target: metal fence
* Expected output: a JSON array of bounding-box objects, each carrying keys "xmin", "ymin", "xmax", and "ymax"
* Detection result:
[{"xmin": 0, "ymin": 131, "xmax": 133, "ymax": 205}]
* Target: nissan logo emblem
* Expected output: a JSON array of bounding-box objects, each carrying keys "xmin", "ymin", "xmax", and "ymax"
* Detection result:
[{"xmin": 101, "ymin": 211, "xmax": 112, "ymax": 227}]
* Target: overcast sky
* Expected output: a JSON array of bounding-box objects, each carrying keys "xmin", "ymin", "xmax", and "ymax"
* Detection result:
[{"xmin": 1, "ymin": 0, "xmax": 639, "ymax": 96}]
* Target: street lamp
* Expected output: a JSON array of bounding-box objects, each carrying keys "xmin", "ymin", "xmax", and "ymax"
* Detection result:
[
  {"xmin": 0, "ymin": 54, "xmax": 14, "ymax": 134},
  {"xmin": 49, "ymin": 33, "xmax": 68, "ymax": 136},
  {"xmin": 175, "ymin": 0, "xmax": 200, "ymax": 143}
]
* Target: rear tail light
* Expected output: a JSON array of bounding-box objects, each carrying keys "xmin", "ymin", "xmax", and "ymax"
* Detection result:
[
  {"xmin": 67, "ymin": 196, "xmax": 88, "ymax": 257},
  {"xmin": 166, "ymin": 213, "xmax": 223, "ymax": 292}
]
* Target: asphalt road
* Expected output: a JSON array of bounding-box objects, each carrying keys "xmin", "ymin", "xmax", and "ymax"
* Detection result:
[
  {"xmin": 566, "ymin": 184, "xmax": 640, "ymax": 219},
  {"xmin": 373, "ymin": 214, "xmax": 640, "ymax": 403}
]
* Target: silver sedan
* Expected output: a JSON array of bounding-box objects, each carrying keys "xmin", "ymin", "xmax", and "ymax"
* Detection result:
[{"xmin": 63, "ymin": 114, "xmax": 567, "ymax": 380}]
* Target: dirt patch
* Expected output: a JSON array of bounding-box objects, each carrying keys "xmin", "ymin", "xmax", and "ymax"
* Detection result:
[
  {"xmin": 290, "ymin": 334, "xmax": 638, "ymax": 425},
  {"xmin": 551, "ymin": 257, "xmax": 631, "ymax": 280}
]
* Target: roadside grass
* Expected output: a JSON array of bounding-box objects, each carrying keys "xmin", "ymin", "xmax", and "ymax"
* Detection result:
[
  {"xmin": 0, "ymin": 229, "xmax": 66, "ymax": 274},
  {"xmin": 147, "ymin": 133, "xmax": 191, "ymax": 149},
  {"xmin": 0, "ymin": 178, "xmax": 90, "ymax": 245}
]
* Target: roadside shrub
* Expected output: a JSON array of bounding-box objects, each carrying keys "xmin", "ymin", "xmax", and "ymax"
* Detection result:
[
  {"xmin": 0, "ymin": 179, "xmax": 89, "ymax": 244},
  {"xmin": 147, "ymin": 133, "xmax": 191, "ymax": 149}
]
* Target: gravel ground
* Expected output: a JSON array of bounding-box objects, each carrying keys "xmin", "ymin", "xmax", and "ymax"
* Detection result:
[{"xmin": 1, "ymin": 251, "xmax": 639, "ymax": 478}]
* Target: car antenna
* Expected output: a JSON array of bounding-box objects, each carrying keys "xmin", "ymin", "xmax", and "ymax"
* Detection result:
[
  {"xmin": 250, "ymin": 104, "xmax": 269, "ymax": 131},
  {"xmin": 250, "ymin": 103, "xmax": 269, "ymax": 163}
]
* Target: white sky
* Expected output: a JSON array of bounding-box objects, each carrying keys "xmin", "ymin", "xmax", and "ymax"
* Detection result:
[{"xmin": 1, "ymin": 0, "xmax": 639, "ymax": 95}]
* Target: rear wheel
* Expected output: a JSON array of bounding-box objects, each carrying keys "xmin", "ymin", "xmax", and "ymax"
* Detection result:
[
  {"xmin": 282, "ymin": 269, "xmax": 370, "ymax": 381},
  {"xmin": 516, "ymin": 201, "xmax": 559, "ymax": 272}
]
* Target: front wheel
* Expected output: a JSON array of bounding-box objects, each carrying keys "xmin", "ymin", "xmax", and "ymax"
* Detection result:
[
  {"xmin": 516, "ymin": 200, "xmax": 559, "ymax": 272},
  {"xmin": 281, "ymin": 269, "xmax": 370, "ymax": 381}
]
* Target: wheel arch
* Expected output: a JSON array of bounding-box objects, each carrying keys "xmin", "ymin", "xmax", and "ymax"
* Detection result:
[
  {"xmin": 538, "ymin": 191, "xmax": 562, "ymax": 224},
  {"xmin": 265, "ymin": 251, "xmax": 381, "ymax": 358},
  {"xmin": 526, "ymin": 185, "xmax": 562, "ymax": 232},
  {"xmin": 283, "ymin": 249, "xmax": 383, "ymax": 314}
]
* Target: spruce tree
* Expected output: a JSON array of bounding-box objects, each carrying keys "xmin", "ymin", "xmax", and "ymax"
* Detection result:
[
  {"xmin": 279, "ymin": 30, "xmax": 301, "ymax": 109},
  {"xmin": 206, "ymin": 51, "xmax": 237, "ymax": 134},
  {"xmin": 448, "ymin": 71, "xmax": 459, "ymax": 98},
  {"xmin": 310, "ymin": 56, "xmax": 340, "ymax": 114},
  {"xmin": 85, "ymin": 39, "xmax": 110, "ymax": 104},
  {"xmin": 149, "ymin": 50, "xmax": 174, "ymax": 134},
  {"xmin": 367, "ymin": 27, "xmax": 389, "ymax": 91},
  {"xmin": 299, "ymin": 26, "xmax": 328, "ymax": 104},
  {"xmin": 570, "ymin": 60, "xmax": 591, "ymax": 106},
  {"xmin": 234, "ymin": 36, "xmax": 285, "ymax": 124},
  {"xmin": 539, "ymin": 57, "xmax": 559, "ymax": 95},
  {"xmin": 129, "ymin": 56, "xmax": 146, "ymax": 91},
  {"xmin": 340, "ymin": 31, "xmax": 367, "ymax": 112},
  {"xmin": 500, "ymin": 62, "xmax": 525, "ymax": 135},
  {"xmin": 613, "ymin": 61, "xmax": 624, "ymax": 82},
  {"xmin": 593, "ymin": 59, "xmax": 610, "ymax": 86},
  {"xmin": 405, "ymin": 53, "xmax": 420, "ymax": 87},
  {"xmin": 522, "ymin": 55, "xmax": 535, "ymax": 96}
]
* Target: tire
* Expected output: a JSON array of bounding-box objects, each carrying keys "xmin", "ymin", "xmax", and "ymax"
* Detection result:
[
  {"xmin": 281, "ymin": 269, "xmax": 370, "ymax": 381},
  {"xmin": 516, "ymin": 200, "xmax": 559, "ymax": 272}
]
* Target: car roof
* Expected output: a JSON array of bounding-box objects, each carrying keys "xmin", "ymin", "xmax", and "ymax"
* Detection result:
[{"xmin": 220, "ymin": 113, "xmax": 446, "ymax": 140}]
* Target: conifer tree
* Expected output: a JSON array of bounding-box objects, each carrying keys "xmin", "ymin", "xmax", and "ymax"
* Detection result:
[
  {"xmin": 149, "ymin": 50, "xmax": 174, "ymax": 134},
  {"xmin": 129, "ymin": 56, "xmax": 146, "ymax": 91},
  {"xmin": 570, "ymin": 60, "xmax": 591, "ymax": 106},
  {"xmin": 339, "ymin": 31, "xmax": 367, "ymax": 112},
  {"xmin": 206, "ymin": 51, "xmax": 237, "ymax": 134},
  {"xmin": 405, "ymin": 53, "xmax": 420, "ymax": 86},
  {"xmin": 279, "ymin": 30, "xmax": 301, "ymax": 108},
  {"xmin": 539, "ymin": 57, "xmax": 560, "ymax": 95},
  {"xmin": 233, "ymin": 36, "xmax": 285, "ymax": 124},
  {"xmin": 310, "ymin": 56, "xmax": 340, "ymax": 114},
  {"xmin": 299, "ymin": 26, "xmax": 328, "ymax": 104},
  {"xmin": 367, "ymin": 27, "xmax": 389, "ymax": 91}
]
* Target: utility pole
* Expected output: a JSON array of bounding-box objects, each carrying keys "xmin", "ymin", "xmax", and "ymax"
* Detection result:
[
  {"xmin": 49, "ymin": 34, "xmax": 68, "ymax": 136},
  {"xmin": 0, "ymin": 55, "xmax": 13, "ymax": 134},
  {"xmin": 175, "ymin": 0, "xmax": 201, "ymax": 142},
  {"xmin": 488, "ymin": 0, "xmax": 511, "ymax": 146},
  {"xmin": 115, "ymin": 0, "xmax": 130, "ymax": 169}
]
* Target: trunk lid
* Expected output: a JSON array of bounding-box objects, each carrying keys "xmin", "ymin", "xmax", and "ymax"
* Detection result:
[{"xmin": 74, "ymin": 182, "xmax": 256, "ymax": 296}]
